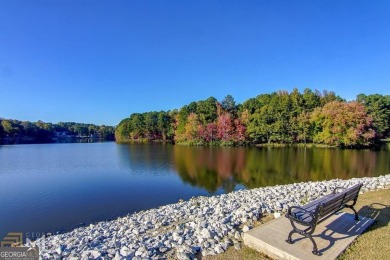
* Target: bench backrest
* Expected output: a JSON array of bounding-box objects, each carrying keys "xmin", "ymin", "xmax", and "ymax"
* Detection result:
[
  {"xmin": 343, "ymin": 183, "xmax": 362, "ymax": 204},
  {"xmin": 318, "ymin": 192, "xmax": 345, "ymax": 218},
  {"xmin": 318, "ymin": 183, "xmax": 362, "ymax": 218}
]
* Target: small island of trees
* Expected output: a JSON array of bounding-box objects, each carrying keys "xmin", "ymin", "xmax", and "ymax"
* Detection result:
[{"xmin": 115, "ymin": 89, "xmax": 390, "ymax": 148}]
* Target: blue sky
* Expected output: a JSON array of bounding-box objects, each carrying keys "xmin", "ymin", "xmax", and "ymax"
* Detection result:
[{"xmin": 1, "ymin": 1, "xmax": 389, "ymax": 126}]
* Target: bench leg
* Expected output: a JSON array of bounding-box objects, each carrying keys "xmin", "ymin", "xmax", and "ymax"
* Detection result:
[
  {"xmin": 346, "ymin": 205, "xmax": 359, "ymax": 221},
  {"xmin": 308, "ymin": 234, "xmax": 321, "ymax": 256},
  {"xmin": 286, "ymin": 229, "xmax": 321, "ymax": 255},
  {"xmin": 286, "ymin": 220, "xmax": 322, "ymax": 255},
  {"xmin": 286, "ymin": 230, "xmax": 296, "ymax": 244}
]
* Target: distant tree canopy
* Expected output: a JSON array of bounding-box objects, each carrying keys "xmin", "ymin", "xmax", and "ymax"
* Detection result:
[
  {"xmin": 115, "ymin": 89, "xmax": 389, "ymax": 148},
  {"xmin": 115, "ymin": 111, "xmax": 175, "ymax": 142},
  {"xmin": 0, "ymin": 119, "xmax": 115, "ymax": 143}
]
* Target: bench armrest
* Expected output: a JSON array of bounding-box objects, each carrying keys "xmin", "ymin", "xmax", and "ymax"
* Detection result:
[
  {"xmin": 333, "ymin": 187, "xmax": 346, "ymax": 194},
  {"xmin": 286, "ymin": 206, "xmax": 316, "ymax": 224}
]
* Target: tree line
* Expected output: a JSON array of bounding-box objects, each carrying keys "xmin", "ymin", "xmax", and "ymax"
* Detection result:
[
  {"xmin": 0, "ymin": 119, "xmax": 115, "ymax": 143},
  {"xmin": 115, "ymin": 88, "xmax": 389, "ymax": 147}
]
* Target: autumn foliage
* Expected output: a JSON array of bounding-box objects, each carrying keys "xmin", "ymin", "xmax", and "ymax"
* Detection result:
[
  {"xmin": 311, "ymin": 101, "xmax": 375, "ymax": 146},
  {"xmin": 115, "ymin": 89, "xmax": 389, "ymax": 147}
]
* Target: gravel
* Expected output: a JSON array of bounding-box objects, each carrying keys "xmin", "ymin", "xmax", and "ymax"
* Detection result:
[{"xmin": 27, "ymin": 174, "xmax": 390, "ymax": 259}]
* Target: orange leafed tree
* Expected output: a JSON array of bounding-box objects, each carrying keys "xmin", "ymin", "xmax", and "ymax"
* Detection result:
[{"xmin": 311, "ymin": 101, "xmax": 376, "ymax": 147}]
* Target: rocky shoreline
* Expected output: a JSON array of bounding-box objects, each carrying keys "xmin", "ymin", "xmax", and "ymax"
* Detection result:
[{"xmin": 28, "ymin": 175, "xmax": 390, "ymax": 260}]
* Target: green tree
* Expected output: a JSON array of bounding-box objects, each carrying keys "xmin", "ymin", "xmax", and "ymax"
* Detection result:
[
  {"xmin": 144, "ymin": 112, "xmax": 158, "ymax": 140},
  {"xmin": 115, "ymin": 118, "xmax": 131, "ymax": 142},
  {"xmin": 320, "ymin": 90, "xmax": 343, "ymax": 106},
  {"xmin": 241, "ymin": 98, "xmax": 261, "ymax": 114},
  {"xmin": 196, "ymin": 97, "xmax": 218, "ymax": 124},
  {"xmin": 256, "ymin": 93, "xmax": 273, "ymax": 107},
  {"xmin": 302, "ymin": 88, "xmax": 321, "ymax": 111},
  {"xmin": 271, "ymin": 91, "xmax": 293, "ymax": 143},
  {"xmin": 128, "ymin": 113, "xmax": 145, "ymax": 140},
  {"xmin": 296, "ymin": 111, "xmax": 313, "ymax": 143},
  {"xmin": 246, "ymin": 92, "xmax": 289, "ymax": 144},
  {"xmin": 221, "ymin": 95, "xmax": 237, "ymax": 115},
  {"xmin": 247, "ymin": 105, "xmax": 276, "ymax": 143},
  {"xmin": 290, "ymin": 88, "xmax": 304, "ymax": 117},
  {"xmin": 157, "ymin": 111, "xmax": 173, "ymax": 140},
  {"xmin": 1, "ymin": 120, "xmax": 17, "ymax": 135},
  {"xmin": 0, "ymin": 119, "xmax": 4, "ymax": 138},
  {"xmin": 357, "ymin": 94, "xmax": 390, "ymax": 138},
  {"xmin": 21, "ymin": 121, "xmax": 37, "ymax": 136}
]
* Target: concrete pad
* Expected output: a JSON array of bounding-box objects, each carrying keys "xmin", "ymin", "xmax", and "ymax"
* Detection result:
[{"xmin": 243, "ymin": 212, "xmax": 374, "ymax": 260}]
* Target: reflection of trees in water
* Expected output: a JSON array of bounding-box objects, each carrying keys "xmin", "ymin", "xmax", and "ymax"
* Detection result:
[
  {"xmin": 173, "ymin": 146, "xmax": 246, "ymax": 193},
  {"xmin": 239, "ymin": 148, "xmax": 387, "ymax": 188},
  {"xmin": 116, "ymin": 143, "xmax": 174, "ymax": 173},
  {"xmin": 173, "ymin": 146, "xmax": 388, "ymax": 191}
]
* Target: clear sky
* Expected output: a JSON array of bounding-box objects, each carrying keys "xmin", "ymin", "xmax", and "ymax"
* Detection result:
[{"xmin": 1, "ymin": 1, "xmax": 389, "ymax": 126}]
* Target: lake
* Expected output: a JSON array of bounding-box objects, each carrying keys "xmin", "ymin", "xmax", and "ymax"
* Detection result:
[{"xmin": 0, "ymin": 142, "xmax": 388, "ymax": 242}]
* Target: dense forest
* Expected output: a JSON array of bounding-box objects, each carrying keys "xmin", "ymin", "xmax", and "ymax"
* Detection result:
[
  {"xmin": 0, "ymin": 119, "xmax": 115, "ymax": 144},
  {"xmin": 115, "ymin": 89, "xmax": 390, "ymax": 148}
]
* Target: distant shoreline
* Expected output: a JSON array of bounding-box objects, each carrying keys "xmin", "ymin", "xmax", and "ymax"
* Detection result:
[
  {"xmin": 4, "ymin": 139, "xmax": 387, "ymax": 149},
  {"xmin": 115, "ymin": 139, "xmax": 389, "ymax": 150},
  {"xmin": 0, "ymin": 137, "xmax": 115, "ymax": 145}
]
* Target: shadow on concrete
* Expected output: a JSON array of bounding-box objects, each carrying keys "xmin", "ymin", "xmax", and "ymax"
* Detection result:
[
  {"xmin": 289, "ymin": 210, "xmax": 378, "ymax": 255},
  {"xmin": 316, "ymin": 203, "xmax": 389, "ymax": 254}
]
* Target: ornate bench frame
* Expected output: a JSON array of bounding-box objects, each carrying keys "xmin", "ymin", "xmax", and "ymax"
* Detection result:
[{"xmin": 285, "ymin": 183, "xmax": 362, "ymax": 255}]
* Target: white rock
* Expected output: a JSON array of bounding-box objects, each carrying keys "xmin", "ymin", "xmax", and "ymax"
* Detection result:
[
  {"xmin": 215, "ymin": 244, "xmax": 225, "ymax": 254},
  {"xmin": 90, "ymin": 250, "xmax": 101, "ymax": 259},
  {"xmin": 177, "ymin": 251, "xmax": 191, "ymax": 260},
  {"xmin": 114, "ymin": 251, "xmax": 121, "ymax": 260},
  {"xmin": 120, "ymin": 246, "xmax": 130, "ymax": 257},
  {"xmin": 201, "ymin": 229, "xmax": 212, "ymax": 239},
  {"xmin": 159, "ymin": 247, "xmax": 168, "ymax": 253},
  {"xmin": 242, "ymin": 225, "xmax": 250, "ymax": 232},
  {"xmin": 55, "ymin": 246, "xmax": 63, "ymax": 255}
]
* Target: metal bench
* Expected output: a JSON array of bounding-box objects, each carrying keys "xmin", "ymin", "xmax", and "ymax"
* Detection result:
[{"xmin": 285, "ymin": 183, "xmax": 363, "ymax": 255}]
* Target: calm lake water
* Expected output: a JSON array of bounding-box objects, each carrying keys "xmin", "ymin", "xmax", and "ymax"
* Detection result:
[{"xmin": 0, "ymin": 142, "xmax": 389, "ymax": 241}]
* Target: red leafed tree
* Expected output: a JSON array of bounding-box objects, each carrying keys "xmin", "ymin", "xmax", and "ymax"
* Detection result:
[
  {"xmin": 199, "ymin": 122, "xmax": 218, "ymax": 142},
  {"xmin": 233, "ymin": 118, "xmax": 247, "ymax": 143},
  {"xmin": 217, "ymin": 113, "xmax": 234, "ymax": 142}
]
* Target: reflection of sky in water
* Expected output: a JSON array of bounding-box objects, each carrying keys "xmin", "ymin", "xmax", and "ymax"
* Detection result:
[
  {"xmin": 0, "ymin": 143, "xmax": 229, "ymax": 241},
  {"xmin": 0, "ymin": 143, "xmax": 388, "ymax": 242}
]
